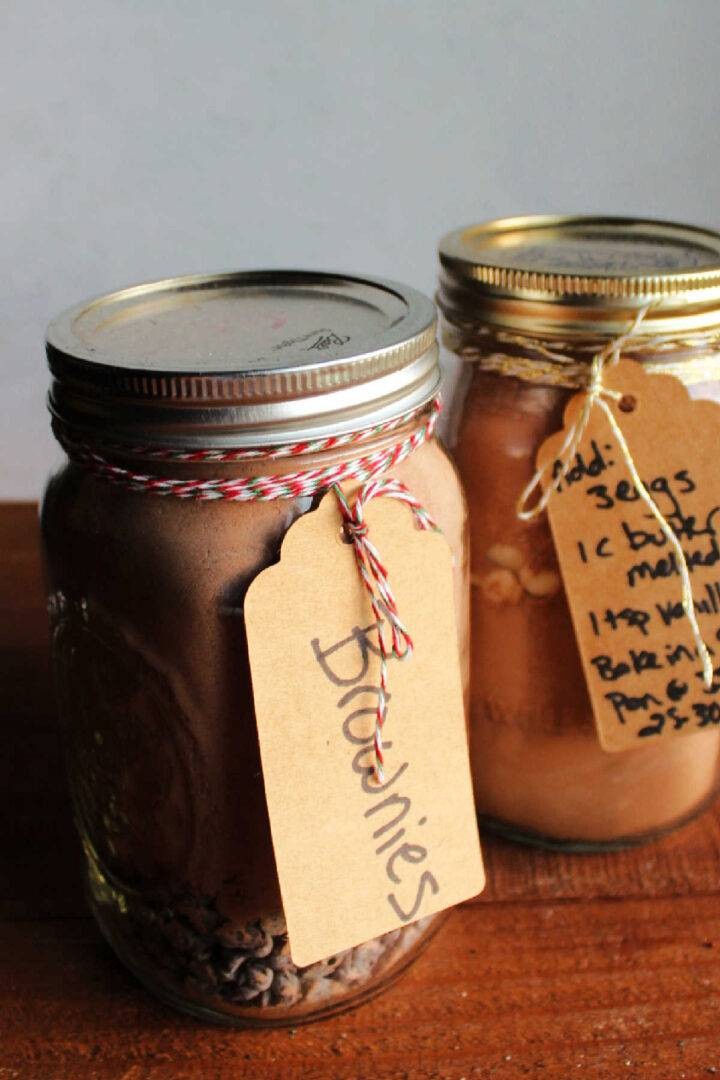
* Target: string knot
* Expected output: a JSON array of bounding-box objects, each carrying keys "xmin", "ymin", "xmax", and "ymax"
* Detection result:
[
  {"xmin": 332, "ymin": 478, "xmax": 438, "ymax": 783},
  {"xmin": 343, "ymin": 518, "xmax": 369, "ymax": 542},
  {"xmin": 587, "ymin": 353, "xmax": 606, "ymax": 398}
]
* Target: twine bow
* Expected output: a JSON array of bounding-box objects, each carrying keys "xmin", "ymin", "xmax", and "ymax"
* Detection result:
[
  {"xmin": 517, "ymin": 306, "xmax": 714, "ymax": 690},
  {"xmin": 333, "ymin": 478, "xmax": 438, "ymax": 783}
]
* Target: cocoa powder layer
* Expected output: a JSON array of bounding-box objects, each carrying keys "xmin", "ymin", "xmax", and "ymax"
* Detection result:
[{"xmin": 451, "ymin": 367, "xmax": 720, "ymax": 845}]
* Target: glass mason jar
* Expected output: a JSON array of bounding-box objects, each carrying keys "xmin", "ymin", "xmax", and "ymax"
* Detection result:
[
  {"xmin": 41, "ymin": 271, "xmax": 468, "ymax": 1025},
  {"xmin": 438, "ymin": 215, "xmax": 720, "ymax": 850}
]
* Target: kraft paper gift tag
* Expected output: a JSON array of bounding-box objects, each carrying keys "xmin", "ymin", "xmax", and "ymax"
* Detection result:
[
  {"xmin": 537, "ymin": 359, "xmax": 720, "ymax": 752},
  {"xmin": 245, "ymin": 489, "xmax": 484, "ymax": 966}
]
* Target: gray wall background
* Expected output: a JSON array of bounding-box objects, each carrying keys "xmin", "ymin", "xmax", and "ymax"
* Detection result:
[{"xmin": 4, "ymin": 0, "xmax": 720, "ymax": 498}]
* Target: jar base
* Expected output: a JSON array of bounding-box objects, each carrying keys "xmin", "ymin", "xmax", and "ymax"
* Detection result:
[
  {"xmin": 90, "ymin": 896, "xmax": 447, "ymax": 1029},
  {"xmin": 479, "ymin": 789, "xmax": 718, "ymax": 852}
]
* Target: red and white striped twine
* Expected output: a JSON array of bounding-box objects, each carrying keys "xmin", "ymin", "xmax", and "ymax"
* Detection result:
[
  {"xmin": 54, "ymin": 398, "xmax": 440, "ymax": 503},
  {"xmin": 55, "ymin": 397, "xmax": 442, "ymax": 783},
  {"xmin": 334, "ymin": 478, "xmax": 437, "ymax": 783}
]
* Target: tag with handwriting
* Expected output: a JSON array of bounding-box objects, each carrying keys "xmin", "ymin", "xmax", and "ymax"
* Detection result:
[
  {"xmin": 245, "ymin": 489, "xmax": 484, "ymax": 967},
  {"xmin": 539, "ymin": 359, "xmax": 720, "ymax": 752}
]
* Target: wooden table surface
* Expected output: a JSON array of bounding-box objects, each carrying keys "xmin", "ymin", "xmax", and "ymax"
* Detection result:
[{"xmin": 3, "ymin": 501, "xmax": 720, "ymax": 1080}]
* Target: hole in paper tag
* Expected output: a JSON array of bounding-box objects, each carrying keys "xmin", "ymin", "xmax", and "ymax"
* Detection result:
[
  {"xmin": 537, "ymin": 359, "xmax": 720, "ymax": 752},
  {"xmin": 244, "ymin": 488, "xmax": 484, "ymax": 967}
]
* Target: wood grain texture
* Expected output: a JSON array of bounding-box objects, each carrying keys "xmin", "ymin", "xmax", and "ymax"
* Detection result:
[{"xmin": 2, "ymin": 502, "xmax": 720, "ymax": 1079}]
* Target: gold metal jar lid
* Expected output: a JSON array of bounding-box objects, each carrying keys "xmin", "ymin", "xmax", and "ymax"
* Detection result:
[
  {"xmin": 47, "ymin": 270, "xmax": 439, "ymax": 447},
  {"xmin": 438, "ymin": 215, "xmax": 720, "ymax": 338}
]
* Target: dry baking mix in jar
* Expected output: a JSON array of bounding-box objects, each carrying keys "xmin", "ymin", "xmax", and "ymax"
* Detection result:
[
  {"xmin": 438, "ymin": 215, "xmax": 720, "ymax": 850},
  {"xmin": 41, "ymin": 270, "xmax": 475, "ymax": 1025}
]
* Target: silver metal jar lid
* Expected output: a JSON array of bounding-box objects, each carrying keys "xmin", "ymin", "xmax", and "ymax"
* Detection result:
[
  {"xmin": 438, "ymin": 215, "xmax": 720, "ymax": 338},
  {"xmin": 47, "ymin": 270, "xmax": 439, "ymax": 448}
]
